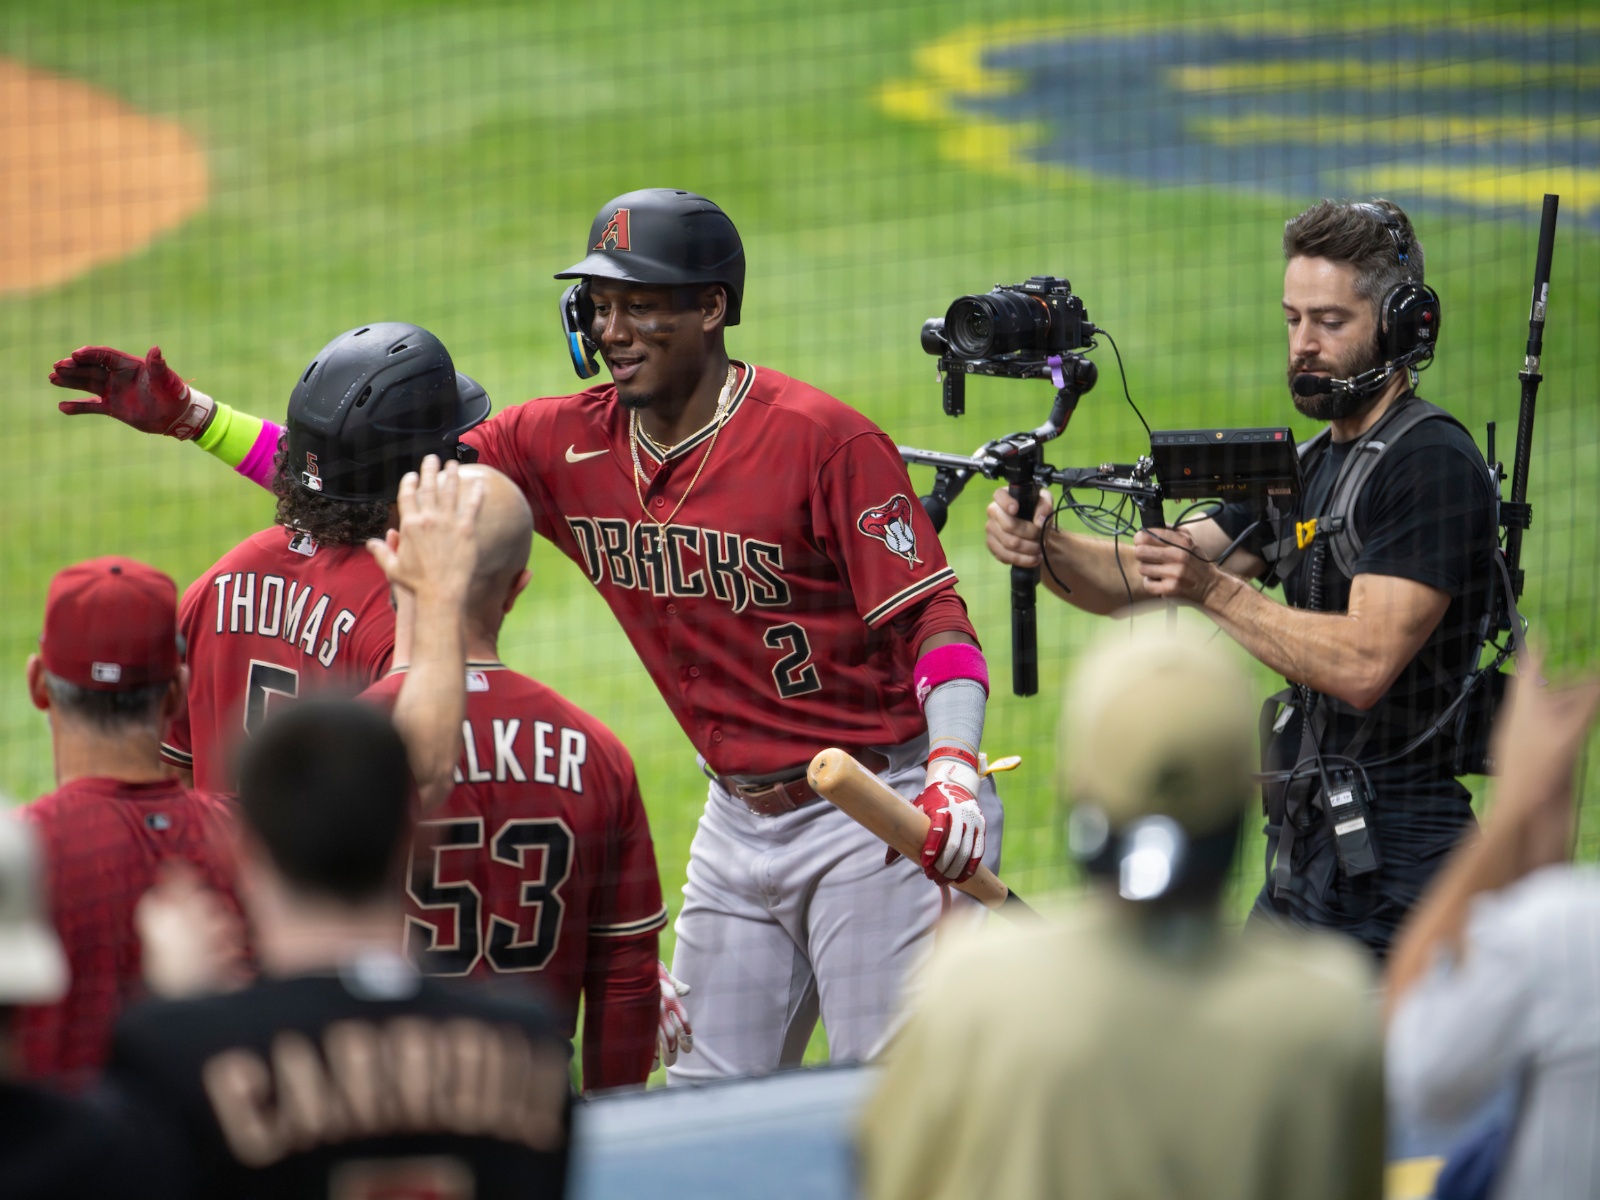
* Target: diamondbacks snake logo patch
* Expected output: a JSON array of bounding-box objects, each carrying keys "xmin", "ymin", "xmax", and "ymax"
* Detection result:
[{"xmin": 858, "ymin": 494, "xmax": 923, "ymax": 567}]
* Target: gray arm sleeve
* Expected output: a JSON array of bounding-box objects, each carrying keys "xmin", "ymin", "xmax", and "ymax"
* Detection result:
[{"xmin": 923, "ymin": 678, "xmax": 987, "ymax": 763}]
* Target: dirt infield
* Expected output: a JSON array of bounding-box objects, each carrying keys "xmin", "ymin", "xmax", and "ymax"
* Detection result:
[{"xmin": 0, "ymin": 59, "xmax": 208, "ymax": 296}]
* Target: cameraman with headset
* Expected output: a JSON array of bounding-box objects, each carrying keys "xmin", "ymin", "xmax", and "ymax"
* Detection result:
[{"xmin": 986, "ymin": 199, "xmax": 1497, "ymax": 956}]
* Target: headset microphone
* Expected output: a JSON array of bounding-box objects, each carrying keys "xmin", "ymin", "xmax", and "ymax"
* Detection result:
[{"xmin": 1291, "ymin": 366, "xmax": 1396, "ymax": 401}]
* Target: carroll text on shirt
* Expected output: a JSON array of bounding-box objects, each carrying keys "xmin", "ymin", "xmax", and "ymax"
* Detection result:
[
  {"xmin": 453, "ymin": 719, "xmax": 587, "ymax": 792},
  {"xmin": 210, "ymin": 573, "xmax": 360, "ymax": 668},
  {"xmin": 565, "ymin": 518, "xmax": 789, "ymax": 613},
  {"xmin": 200, "ymin": 1016, "xmax": 568, "ymax": 1166}
]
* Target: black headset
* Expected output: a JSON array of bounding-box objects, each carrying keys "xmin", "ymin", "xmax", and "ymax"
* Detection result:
[
  {"xmin": 1356, "ymin": 203, "xmax": 1443, "ymax": 366},
  {"xmin": 559, "ymin": 281, "xmax": 601, "ymax": 380}
]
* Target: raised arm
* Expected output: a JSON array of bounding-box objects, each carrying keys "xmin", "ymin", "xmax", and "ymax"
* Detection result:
[
  {"xmin": 366, "ymin": 456, "xmax": 483, "ymax": 811},
  {"xmin": 1386, "ymin": 655, "xmax": 1600, "ymax": 1015},
  {"xmin": 50, "ymin": 344, "xmax": 282, "ymax": 489}
]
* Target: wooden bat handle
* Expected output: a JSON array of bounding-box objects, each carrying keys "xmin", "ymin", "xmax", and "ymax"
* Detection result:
[{"xmin": 807, "ymin": 748, "xmax": 1011, "ymax": 910}]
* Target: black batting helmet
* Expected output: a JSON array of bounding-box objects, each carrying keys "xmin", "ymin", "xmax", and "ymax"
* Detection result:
[
  {"xmin": 286, "ymin": 323, "xmax": 490, "ymax": 503},
  {"xmin": 555, "ymin": 189, "xmax": 745, "ymax": 324}
]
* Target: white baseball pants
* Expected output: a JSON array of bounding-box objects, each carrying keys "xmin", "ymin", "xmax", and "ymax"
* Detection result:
[{"xmin": 666, "ymin": 737, "xmax": 1003, "ymax": 1082}]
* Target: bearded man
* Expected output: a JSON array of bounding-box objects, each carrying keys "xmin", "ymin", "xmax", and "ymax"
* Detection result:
[{"xmin": 984, "ymin": 198, "xmax": 1496, "ymax": 956}]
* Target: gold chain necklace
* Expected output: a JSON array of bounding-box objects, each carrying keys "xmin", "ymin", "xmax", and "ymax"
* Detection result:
[{"xmin": 630, "ymin": 364, "xmax": 738, "ymax": 528}]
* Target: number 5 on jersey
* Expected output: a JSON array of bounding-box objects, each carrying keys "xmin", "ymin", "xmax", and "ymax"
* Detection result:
[
  {"xmin": 764, "ymin": 622, "xmax": 821, "ymax": 699},
  {"xmin": 244, "ymin": 660, "xmax": 299, "ymax": 733}
]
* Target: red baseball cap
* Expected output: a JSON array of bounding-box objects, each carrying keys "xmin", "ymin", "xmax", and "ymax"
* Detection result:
[{"xmin": 39, "ymin": 557, "xmax": 179, "ymax": 690}]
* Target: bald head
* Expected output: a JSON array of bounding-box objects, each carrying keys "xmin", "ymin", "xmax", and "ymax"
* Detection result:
[{"xmin": 459, "ymin": 464, "xmax": 534, "ymax": 630}]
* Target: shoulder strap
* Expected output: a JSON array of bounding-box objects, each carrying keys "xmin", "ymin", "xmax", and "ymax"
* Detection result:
[{"xmin": 1325, "ymin": 397, "xmax": 1468, "ymax": 579}]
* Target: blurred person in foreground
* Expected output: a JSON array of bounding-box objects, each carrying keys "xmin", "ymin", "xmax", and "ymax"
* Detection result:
[
  {"xmin": 1386, "ymin": 652, "xmax": 1600, "ymax": 1200},
  {"xmin": 103, "ymin": 458, "xmax": 573, "ymax": 1199},
  {"xmin": 17, "ymin": 557, "xmax": 240, "ymax": 1088},
  {"xmin": 0, "ymin": 814, "xmax": 129, "ymax": 1198},
  {"xmin": 859, "ymin": 614, "xmax": 1383, "ymax": 1200}
]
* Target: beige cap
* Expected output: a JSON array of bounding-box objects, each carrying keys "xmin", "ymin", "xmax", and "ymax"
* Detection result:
[
  {"xmin": 0, "ymin": 814, "xmax": 68, "ymax": 1004},
  {"xmin": 1058, "ymin": 608, "xmax": 1257, "ymax": 836}
]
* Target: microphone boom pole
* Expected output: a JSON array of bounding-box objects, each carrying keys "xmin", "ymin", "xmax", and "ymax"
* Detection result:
[{"xmin": 1504, "ymin": 194, "xmax": 1560, "ymax": 601}]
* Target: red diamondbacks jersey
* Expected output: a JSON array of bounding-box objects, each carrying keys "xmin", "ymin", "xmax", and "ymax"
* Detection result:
[
  {"xmin": 361, "ymin": 665, "xmax": 666, "ymax": 1035},
  {"xmin": 162, "ymin": 526, "xmax": 395, "ymax": 792},
  {"xmin": 463, "ymin": 363, "xmax": 967, "ymax": 776},
  {"xmin": 17, "ymin": 778, "xmax": 239, "ymax": 1087}
]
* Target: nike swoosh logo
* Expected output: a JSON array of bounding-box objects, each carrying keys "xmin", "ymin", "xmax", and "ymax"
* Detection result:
[{"xmin": 565, "ymin": 445, "xmax": 609, "ymax": 463}]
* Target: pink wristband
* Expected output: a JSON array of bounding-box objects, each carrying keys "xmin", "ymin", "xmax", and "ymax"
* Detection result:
[
  {"xmin": 913, "ymin": 643, "xmax": 989, "ymax": 710},
  {"xmin": 237, "ymin": 420, "xmax": 283, "ymax": 489}
]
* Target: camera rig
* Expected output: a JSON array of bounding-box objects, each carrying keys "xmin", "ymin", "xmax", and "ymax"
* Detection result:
[
  {"xmin": 908, "ymin": 197, "xmax": 1557, "ymax": 737},
  {"xmin": 902, "ymin": 362, "xmax": 1303, "ymax": 696},
  {"xmin": 903, "ymin": 427, "xmax": 1301, "ymax": 698}
]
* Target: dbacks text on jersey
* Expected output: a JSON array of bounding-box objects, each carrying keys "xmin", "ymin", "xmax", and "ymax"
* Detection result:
[{"xmin": 564, "ymin": 518, "xmax": 788, "ymax": 614}]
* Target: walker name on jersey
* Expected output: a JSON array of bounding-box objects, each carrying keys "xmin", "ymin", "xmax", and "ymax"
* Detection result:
[
  {"xmin": 565, "ymin": 518, "xmax": 789, "ymax": 614},
  {"xmin": 456, "ymin": 717, "xmax": 588, "ymax": 792},
  {"xmin": 209, "ymin": 572, "xmax": 361, "ymax": 668}
]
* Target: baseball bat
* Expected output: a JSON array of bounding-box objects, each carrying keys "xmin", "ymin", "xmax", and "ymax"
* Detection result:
[{"xmin": 807, "ymin": 749, "xmax": 1039, "ymax": 922}]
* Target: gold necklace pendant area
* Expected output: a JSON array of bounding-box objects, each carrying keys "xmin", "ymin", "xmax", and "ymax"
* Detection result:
[{"xmin": 630, "ymin": 364, "xmax": 738, "ymax": 528}]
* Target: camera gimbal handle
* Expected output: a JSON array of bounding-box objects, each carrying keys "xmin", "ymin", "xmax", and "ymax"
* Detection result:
[{"xmin": 902, "ymin": 359, "xmax": 1100, "ymax": 696}]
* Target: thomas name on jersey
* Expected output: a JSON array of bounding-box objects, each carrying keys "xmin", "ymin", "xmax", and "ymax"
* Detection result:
[
  {"xmin": 208, "ymin": 571, "xmax": 365, "ymax": 669},
  {"xmin": 454, "ymin": 718, "xmax": 588, "ymax": 791},
  {"xmin": 564, "ymin": 518, "xmax": 788, "ymax": 613}
]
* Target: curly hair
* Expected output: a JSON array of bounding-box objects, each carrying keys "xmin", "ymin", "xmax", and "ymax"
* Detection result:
[{"xmin": 271, "ymin": 442, "xmax": 393, "ymax": 546}]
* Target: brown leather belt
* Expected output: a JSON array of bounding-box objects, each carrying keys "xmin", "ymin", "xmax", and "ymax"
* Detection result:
[{"xmin": 719, "ymin": 748, "xmax": 891, "ymax": 817}]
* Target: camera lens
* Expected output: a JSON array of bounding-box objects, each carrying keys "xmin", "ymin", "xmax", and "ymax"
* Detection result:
[{"xmin": 945, "ymin": 291, "xmax": 1052, "ymax": 358}]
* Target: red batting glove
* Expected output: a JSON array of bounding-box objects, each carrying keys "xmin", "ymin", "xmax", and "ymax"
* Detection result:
[
  {"xmin": 49, "ymin": 344, "xmax": 214, "ymax": 439},
  {"xmin": 887, "ymin": 779, "xmax": 986, "ymax": 885}
]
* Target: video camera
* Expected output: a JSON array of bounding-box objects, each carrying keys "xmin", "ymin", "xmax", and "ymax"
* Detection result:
[
  {"xmin": 902, "ymin": 276, "xmax": 1303, "ymax": 696},
  {"xmin": 921, "ymin": 276, "xmax": 1097, "ymax": 417}
]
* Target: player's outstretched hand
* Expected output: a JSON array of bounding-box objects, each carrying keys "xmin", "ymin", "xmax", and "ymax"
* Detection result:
[
  {"xmin": 136, "ymin": 862, "xmax": 251, "ymax": 999},
  {"xmin": 49, "ymin": 344, "xmax": 215, "ymax": 439},
  {"xmin": 367, "ymin": 455, "xmax": 484, "ymax": 605},
  {"xmin": 653, "ymin": 961, "xmax": 693, "ymax": 1070}
]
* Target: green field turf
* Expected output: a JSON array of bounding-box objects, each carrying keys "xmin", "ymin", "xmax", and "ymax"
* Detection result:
[{"xmin": 2, "ymin": 0, "xmax": 1597, "ymax": 1076}]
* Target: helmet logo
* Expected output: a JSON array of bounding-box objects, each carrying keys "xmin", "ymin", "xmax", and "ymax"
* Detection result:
[
  {"xmin": 301, "ymin": 451, "xmax": 324, "ymax": 492},
  {"xmin": 594, "ymin": 208, "xmax": 632, "ymax": 252}
]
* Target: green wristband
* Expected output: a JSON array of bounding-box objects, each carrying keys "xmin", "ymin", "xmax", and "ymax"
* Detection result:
[{"xmin": 194, "ymin": 403, "xmax": 263, "ymax": 470}]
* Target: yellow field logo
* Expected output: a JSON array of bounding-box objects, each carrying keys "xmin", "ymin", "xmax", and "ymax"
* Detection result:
[{"xmin": 880, "ymin": 16, "xmax": 1599, "ymax": 228}]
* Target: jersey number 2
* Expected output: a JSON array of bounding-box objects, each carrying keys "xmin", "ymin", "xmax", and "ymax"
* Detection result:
[
  {"xmin": 764, "ymin": 623, "xmax": 821, "ymax": 699},
  {"xmin": 406, "ymin": 817, "xmax": 575, "ymax": 976}
]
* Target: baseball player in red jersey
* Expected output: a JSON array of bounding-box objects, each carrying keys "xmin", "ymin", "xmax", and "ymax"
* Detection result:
[
  {"xmin": 16, "ymin": 557, "xmax": 241, "ymax": 1088},
  {"xmin": 49, "ymin": 190, "xmax": 1000, "ymax": 1080},
  {"xmin": 362, "ymin": 466, "xmax": 666, "ymax": 1089},
  {"xmin": 48, "ymin": 324, "xmax": 489, "ymax": 791}
]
